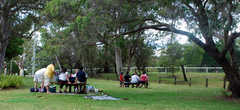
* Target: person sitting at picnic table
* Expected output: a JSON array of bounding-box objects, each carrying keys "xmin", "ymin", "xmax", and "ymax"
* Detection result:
[
  {"xmin": 76, "ymin": 67, "xmax": 87, "ymax": 93},
  {"xmin": 58, "ymin": 68, "xmax": 69, "ymax": 93},
  {"xmin": 119, "ymin": 72, "xmax": 124, "ymax": 87},
  {"xmin": 68, "ymin": 70, "xmax": 77, "ymax": 93},
  {"xmin": 139, "ymin": 72, "xmax": 149, "ymax": 88},
  {"xmin": 33, "ymin": 63, "xmax": 56, "ymax": 94},
  {"xmin": 124, "ymin": 71, "xmax": 131, "ymax": 87},
  {"xmin": 131, "ymin": 72, "xmax": 140, "ymax": 88}
]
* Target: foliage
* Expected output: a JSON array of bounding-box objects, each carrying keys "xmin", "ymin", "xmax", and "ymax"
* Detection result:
[
  {"xmin": 0, "ymin": 75, "xmax": 23, "ymax": 89},
  {"xmin": 0, "ymin": 0, "xmax": 48, "ymax": 72},
  {"xmin": 183, "ymin": 44, "xmax": 205, "ymax": 66},
  {"xmin": 5, "ymin": 37, "xmax": 24, "ymax": 60},
  {"xmin": 6, "ymin": 61, "xmax": 20, "ymax": 74}
]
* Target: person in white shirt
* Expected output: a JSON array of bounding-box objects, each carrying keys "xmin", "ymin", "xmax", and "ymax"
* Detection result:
[
  {"xmin": 131, "ymin": 73, "xmax": 140, "ymax": 88},
  {"xmin": 58, "ymin": 68, "xmax": 69, "ymax": 93},
  {"xmin": 34, "ymin": 68, "xmax": 47, "ymax": 91}
]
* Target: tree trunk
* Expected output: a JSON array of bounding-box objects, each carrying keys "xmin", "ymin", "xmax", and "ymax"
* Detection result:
[
  {"xmin": 127, "ymin": 57, "xmax": 132, "ymax": 72},
  {"xmin": 180, "ymin": 65, "xmax": 188, "ymax": 82},
  {"xmin": 55, "ymin": 55, "xmax": 62, "ymax": 72},
  {"xmin": 19, "ymin": 69, "xmax": 24, "ymax": 76},
  {"xmin": 0, "ymin": 41, "xmax": 9, "ymax": 74},
  {"xmin": 103, "ymin": 61, "xmax": 110, "ymax": 73},
  {"xmin": 214, "ymin": 56, "xmax": 240, "ymax": 98},
  {"xmin": 115, "ymin": 47, "xmax": 122, "ymax": 78}
]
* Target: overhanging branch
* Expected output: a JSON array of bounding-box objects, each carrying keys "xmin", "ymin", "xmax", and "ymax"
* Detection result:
[
  {"xmin": 114, "ymin": 24, "xmax": 207, "ymax": 49},
  {"xmin": 221, "ymin": 32, "xmax": 240, "ymax": 57}
]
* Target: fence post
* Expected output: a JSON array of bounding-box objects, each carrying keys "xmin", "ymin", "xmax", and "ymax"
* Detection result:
[
  {"xmin": 189, "ymin": 77, "xmax": 191, "ymax": 87},
  {"xmin": 158, "ymin": 77, "xmax": 161, "ymax": 84},
  {"xmin": 174, "ymin": 76, "xmax": 177, "ymax": 85},
  {"xmin": 206, "ymin": 78, "xmax": 208, "ymax": 88},
  {"xmin": 223, "ymin": 77, "xmax": 226, "ymax": 89}
]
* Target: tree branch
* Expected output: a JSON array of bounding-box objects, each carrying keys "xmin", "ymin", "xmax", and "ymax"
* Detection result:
[
  {"xmin": 221, "ymin": 32, "xmax": 240, "ymax": 57},
  {"xmin": 223, "ymin": 0, "xmax": 233, "ymax": 39},
  {"xmin": 118, "ymin": 24, "xmax": 169, "ymax": 36},
  {"xmin": 120, "ymin": 18, "xmax": 160, "ymax": 25},
  {"xmin": 183, "ymin": 2, "xmax": 197, "ymax": 16},
  {"xmin": 203, "ymin": 0, "xmax": 208, "ymax": 8},
  {"xmin": 114, "ymin": 24, "xmax": 207, "ymax": 49}
]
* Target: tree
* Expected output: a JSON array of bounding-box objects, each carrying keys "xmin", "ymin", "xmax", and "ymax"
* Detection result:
[
  {"xmin": 0, "ymin": 0, "xmax": 47, "ymax": 73},
  {"xmin": 114, "ymin": 0, "xmax": 240, "ymax": 98}
]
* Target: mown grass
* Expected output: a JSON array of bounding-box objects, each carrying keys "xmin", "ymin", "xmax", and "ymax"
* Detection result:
[{"xmin": 0, "ymin": 75, "xmax": 239, "ymax": 110}]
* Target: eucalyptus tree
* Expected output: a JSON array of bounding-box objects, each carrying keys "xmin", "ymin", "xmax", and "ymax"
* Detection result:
[
  {"xmin": 115, "ymin": 0, "xmax": 240, "ymax": 98},
  {"xmin": 42, "ymin": 0, "xmax": 152, "ymax": 76},
  {"xmin": 0, "ymin": 0, "xmax": 47, "ymax": 73}
]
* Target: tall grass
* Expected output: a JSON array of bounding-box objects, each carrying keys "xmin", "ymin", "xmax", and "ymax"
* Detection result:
[{"xmin": 0, "ymin": 75, "xmax": 23, "ymax": 89}]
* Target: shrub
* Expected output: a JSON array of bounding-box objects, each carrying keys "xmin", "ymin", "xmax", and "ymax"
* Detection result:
[{"xmin": 0, "ymin": 75, "xmax": 24, "ymax": 89}]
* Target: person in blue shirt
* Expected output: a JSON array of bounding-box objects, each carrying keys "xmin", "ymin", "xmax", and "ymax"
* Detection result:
[{"xmin": 76, "ymin": 67, "xmax": 87, "ymax": 93}]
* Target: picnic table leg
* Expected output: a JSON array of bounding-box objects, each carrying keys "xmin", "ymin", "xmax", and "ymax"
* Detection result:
[
  {"xmin": 189, "ymin": 78, "xmax": 191, "ymax": 87},
  {"xmin": 174, "ymin": 76, "xmax": 177, "ymax": 85},
  {"xmin": 206, "ymin": 78, "xmax": 208, "ymax": 88},
  {"xmin": 69, "ymin": 85, "xmax": 72, "ymax": 93}
]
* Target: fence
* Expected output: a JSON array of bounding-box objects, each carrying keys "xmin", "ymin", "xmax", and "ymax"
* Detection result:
[{"xmin": 122, "ymin": 67, "xmax": 224, "ymax": 73}]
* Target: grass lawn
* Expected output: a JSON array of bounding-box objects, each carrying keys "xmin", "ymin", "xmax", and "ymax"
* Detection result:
[{"xmin": 0, "ymin": 77, "xmax": 240, "ymax": 110}]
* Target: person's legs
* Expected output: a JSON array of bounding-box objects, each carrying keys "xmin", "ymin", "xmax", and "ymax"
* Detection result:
[
  {"xmin": 139, "ymin": 81, "xmax": 145, "ymax": 88},
  {"xmin": 34, "ymin": 82, "xmax": 38, "ymax": 91},
  {"xmin": 44, "ymin": 77, "xmax": 50, "ymax": 93},
  {"xmin": 79, "ymin": 84, "xmax": 82, "ymax": 93},
  {"xmin": 59, "ymin": 84, "xmax": 64, "ymax": 93},
  {"xmin": 136, "ymin": 82, "xmax": 140, "ymax": 88},
  {"xmin": 58, "ymin": 80, "xmax": 63, "ymax": 93},
  {"xmin": 64, "ymin": 84, "xmax": 68, "ymax": 92},
  {"xmin": 41, "ymin": 81, "xmax": 44, "ymax": 92},
  {"xmin": 46, "ymin": 86, "xmax": 50, "ymax": 94},
  {"xmin": 34, "ymin": 74, "xmax": 41, "ymax": 91},
  {"xmin": 124, "ymin": 82, "xmax": 130, "ymax": 88},
  {"xmin": 132, "ymin": 83, "xmax": 134, "ymax": 88},
  {"xmin": 79, "ymin": 82, "xmax": 86, "ymax": 93},
  {"xmin": 145, "ymin": 81, "xmax": 148, "ymax": 88},
  {"xmin": 83, "ymin": 83, "xmax": 86, "ymax": 93}
]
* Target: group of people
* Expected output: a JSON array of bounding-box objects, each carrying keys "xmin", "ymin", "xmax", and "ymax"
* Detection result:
[
  {"xmin": 57, "ymin": 67, "xmax": 87, "ymax": 93},
  {"xmin": 33, "ymin": 63, "xmax": 87, "ymax": 94},
  {"xmin": 119, "ymin": 71, "xmax": 149, "ymax": 88}
]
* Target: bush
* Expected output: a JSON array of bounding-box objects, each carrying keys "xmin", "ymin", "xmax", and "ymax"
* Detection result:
[{"xmin": 0, "ymin": 75, "xmax": 24, "ymax": 89}]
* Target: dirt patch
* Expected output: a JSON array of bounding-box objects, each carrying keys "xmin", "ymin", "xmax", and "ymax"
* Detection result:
[
  {"xmin": 216, "ymin": 95, "xmax": 240, "ymax": 103},
  {"xmin": 0, "ymin": 87, "xmax": 19, "ymax": 91}
]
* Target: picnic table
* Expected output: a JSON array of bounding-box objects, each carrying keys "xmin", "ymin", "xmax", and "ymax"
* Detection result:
[{"xmin": 55, "ymin": 82, "xmax": 87, "ymax": 93}]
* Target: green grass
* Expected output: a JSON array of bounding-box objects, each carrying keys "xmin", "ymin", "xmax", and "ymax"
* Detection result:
[{"xmin": 0, "ymin": 76, "xmax": 239, "ymax": 110}]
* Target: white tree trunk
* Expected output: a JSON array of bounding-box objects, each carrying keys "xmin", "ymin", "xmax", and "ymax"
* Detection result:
[
  {"xmin": 115, "ymin": 47, "xmax": 122, "ymax": 75},
  {"xmin": 4, "ymin": 66, "xmax": 7, "ymax": 75},
  {"xmin": 55, "ymin": 55, "xmax": 62, "ymax": 71},
  {"xmin": 19, "ymin": 69, "xmax": 24, "ymax": 76}
]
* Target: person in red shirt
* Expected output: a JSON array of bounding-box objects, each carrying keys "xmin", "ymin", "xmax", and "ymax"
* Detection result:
[
  {"xmin": 139, "ymin": 72, "xmax": 149, "ymax": 88},
  {"xmin": 119, "ymin": 72, "xmax": 124, "ymax": 87}
]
